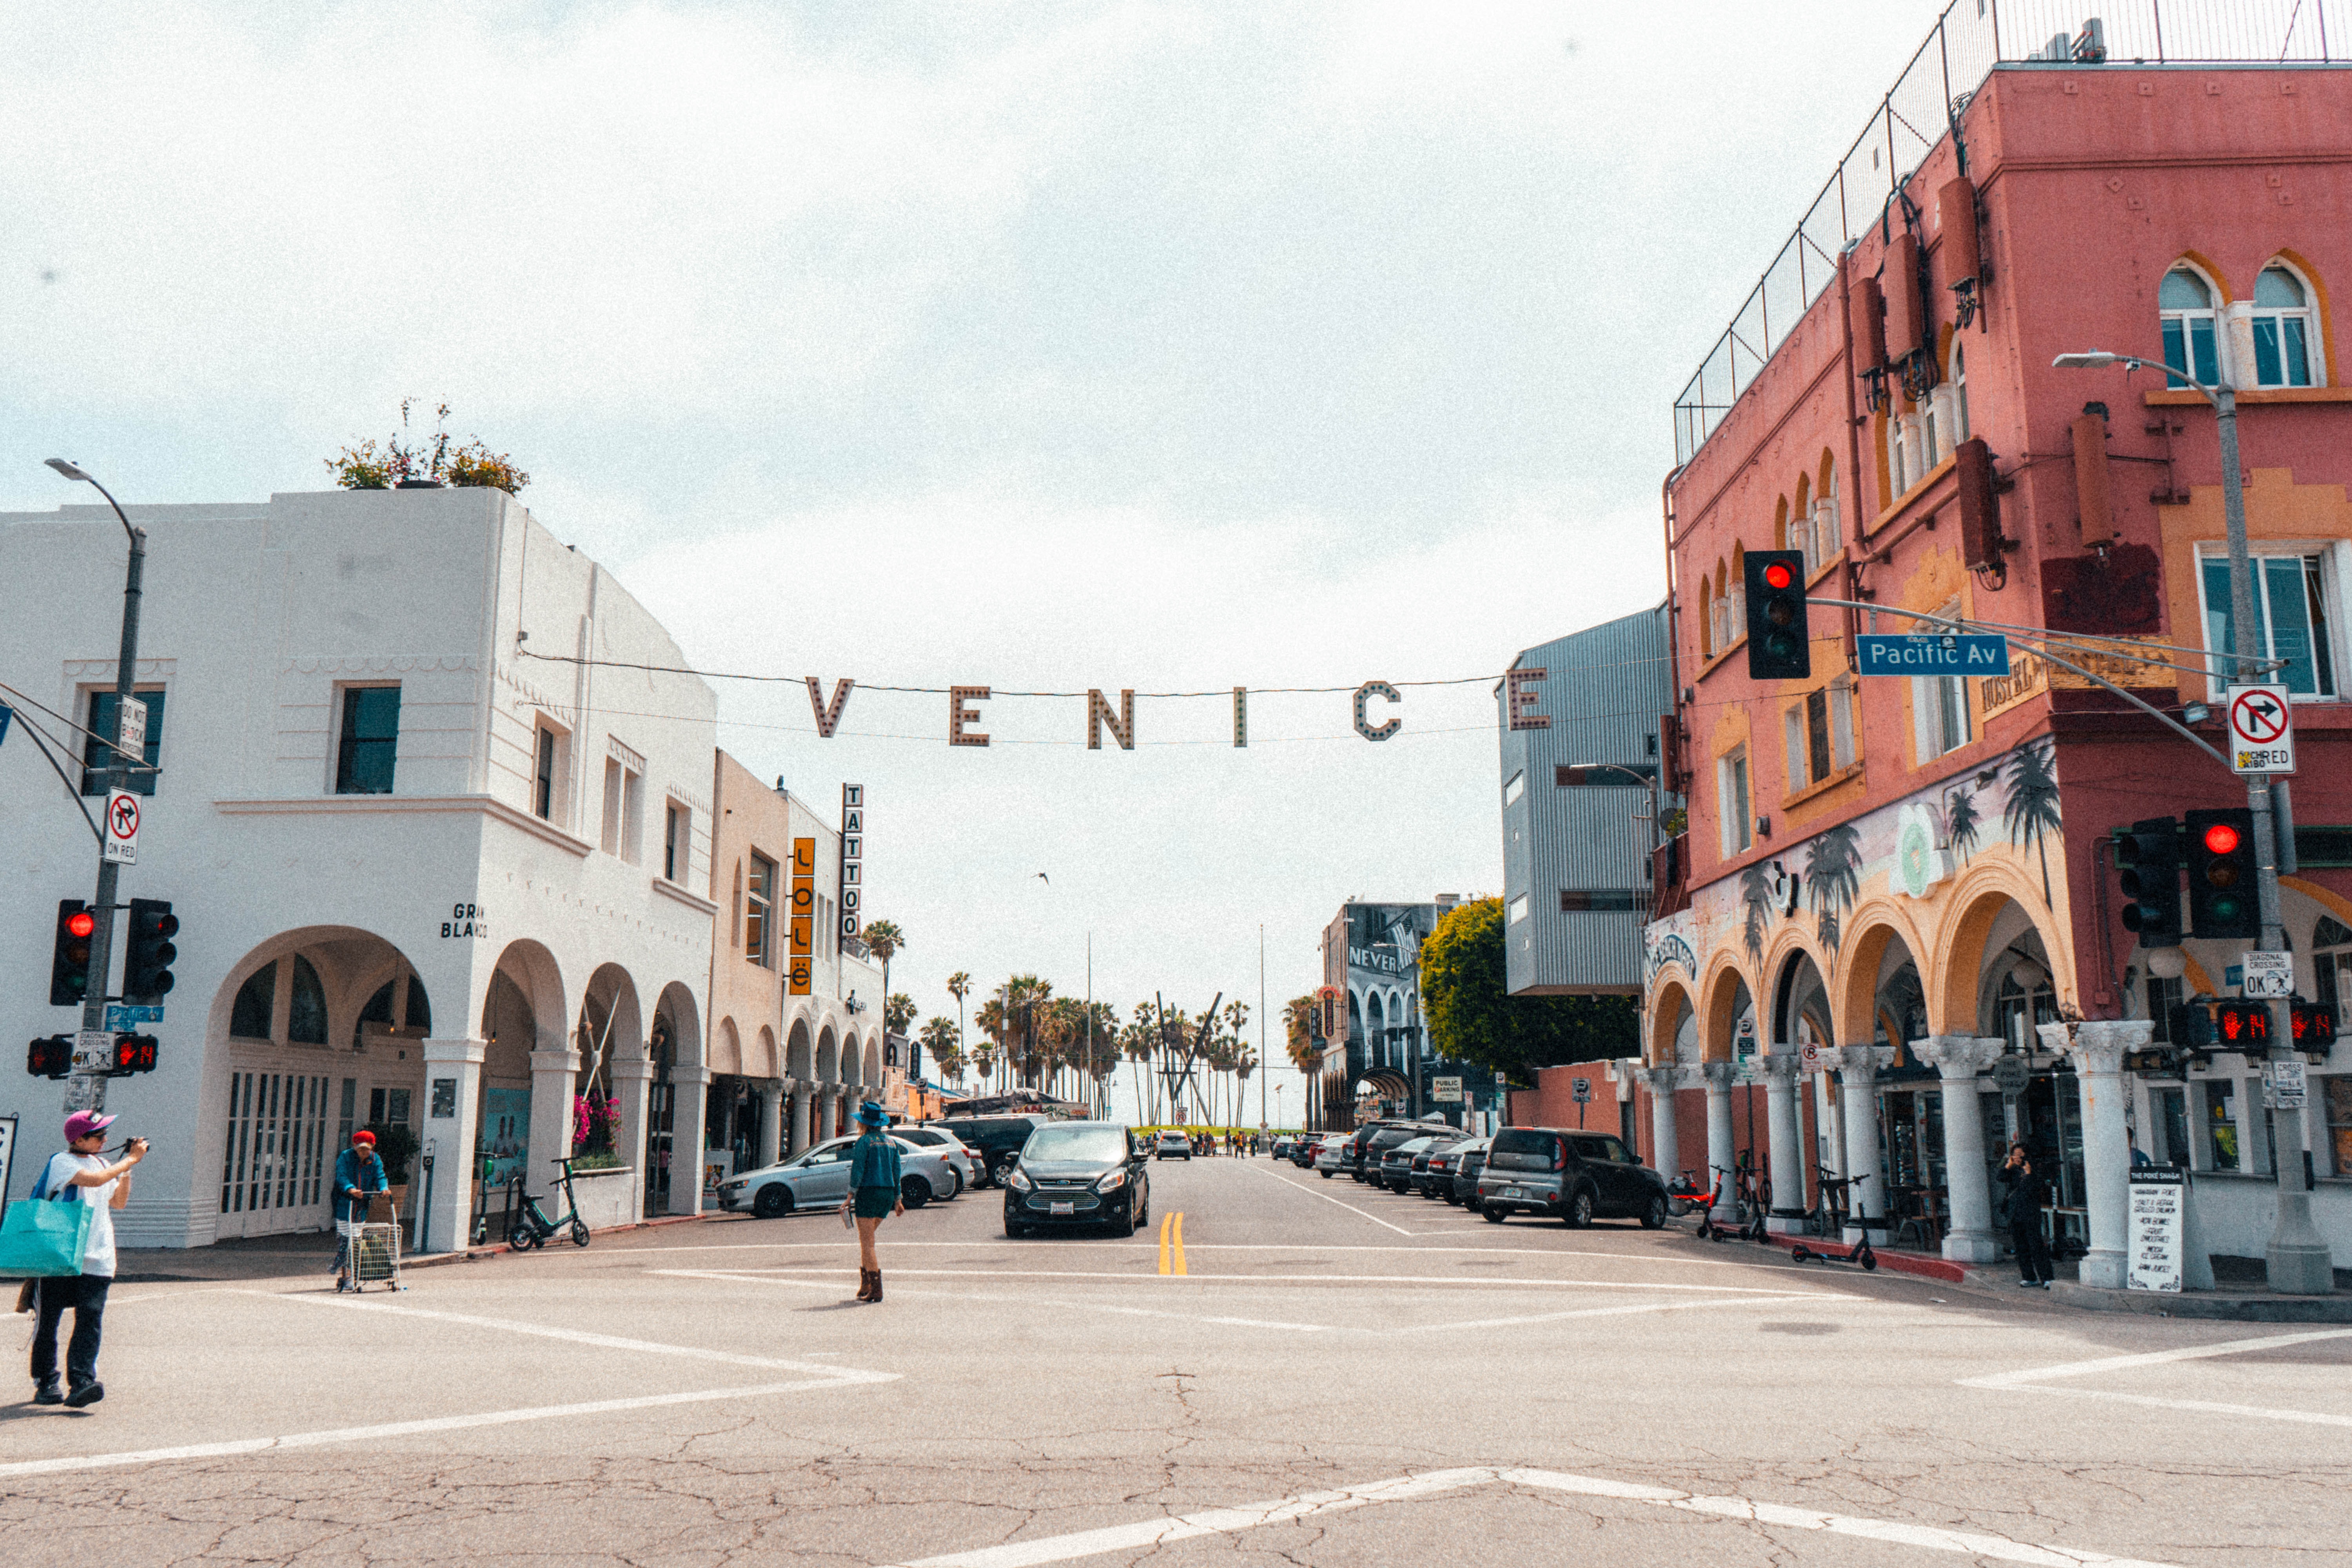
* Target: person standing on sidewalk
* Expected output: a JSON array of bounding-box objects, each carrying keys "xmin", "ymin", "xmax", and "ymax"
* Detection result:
[
  {"xmin": 332, "ymin": 1129, "xmax": 389, "ymax": 1293},
  {"xmin": 844, "ymin": 1103, "xmax": 904, "ymax": 1303},
  {"xmin": 2000, "ymin": 1143, "xmax": 2054, "ymax": 1289},
  {"xmin": 31, "ymin": 1110, "xmax": 147, "ymax": 1408}
]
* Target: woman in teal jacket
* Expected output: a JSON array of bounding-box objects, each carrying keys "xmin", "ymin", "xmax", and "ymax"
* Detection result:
[{"xmin": 845, "ymin": 1102, "xmax": 904, "ymax": 1301}]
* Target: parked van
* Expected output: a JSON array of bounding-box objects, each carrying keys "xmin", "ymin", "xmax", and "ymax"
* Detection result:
[{"xmin": 1476, "ymin": 1128, "xmax": 1670, "ymax": 1228}]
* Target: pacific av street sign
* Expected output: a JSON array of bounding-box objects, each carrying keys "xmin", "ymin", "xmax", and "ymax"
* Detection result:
[{"xmin": 1856, "ymin": 633, "xmax": 2011, "ymax": 677}]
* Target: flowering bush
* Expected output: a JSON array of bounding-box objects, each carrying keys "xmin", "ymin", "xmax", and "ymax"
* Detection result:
[
  {"xmin": 327, "ymin": 399, "xmax": 530, "ymax": 493},
  {"xmin": 573, "ymin": 1091, "xmax": 618, "ymax": 1155}
]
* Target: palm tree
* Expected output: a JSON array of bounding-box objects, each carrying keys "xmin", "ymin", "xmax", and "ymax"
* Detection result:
[
  {"xmin": 919, "ymin": 1016, "xmax": 962, "ymax": 1085},
  {"xmin": 863, "ymin": 916, "xmax": 907, "ymax": 1067},
  {"xmin": 946, "ymin": 970, "xmax": 973, "ymax": 1082},
  {"xmin": 2003, "ymin": 740, "xmax": 2063, "ymax": 906}
]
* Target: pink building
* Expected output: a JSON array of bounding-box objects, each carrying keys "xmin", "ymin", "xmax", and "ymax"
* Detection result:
[{"xmin": 1641, "ymin": 5, "xmax": 2352, "ymax": 1289}]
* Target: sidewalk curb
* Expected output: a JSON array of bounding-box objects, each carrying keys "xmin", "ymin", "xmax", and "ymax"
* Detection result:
[
  {"xmin": 2045, "ymin": 1280, "xmax": 2352, "ymax": 1323},
  {"xmin": 405, "ymin": 1210, "xmax": 710, "ymax": 1269}
]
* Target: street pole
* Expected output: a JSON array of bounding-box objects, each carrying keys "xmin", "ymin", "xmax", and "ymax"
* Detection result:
[
  {"xmin": 2052, "ymin": 355, "xmax": 2331, "ymax": 1294},
  {"xmin": 46, "ymin": 461, "xmax": 145, "ymax": 1119},
  {"xmin": 1258, "ymin": 923, "xmax": 1267, "ymax": 1131}
]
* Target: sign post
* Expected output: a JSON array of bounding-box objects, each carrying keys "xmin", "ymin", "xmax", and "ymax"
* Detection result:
[
  {"xmin": 2127, "ymin": 1166, "xmax": 2185, "ymax": 1293},
  {"xmin": 1571, "ymin": 1074, "xmax": 1591, "ymax": 1129},
  {"xmin": 2225, "ymin": 684, "xmax": 2295, "ymax": 775},
  {"xmin": 1992, "ymin": 1053, "xmax": 2030, "ymax": 1143}
]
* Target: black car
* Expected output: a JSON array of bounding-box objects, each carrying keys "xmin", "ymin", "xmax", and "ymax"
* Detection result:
[
  {"xmin": 1477, "ymin": 1127, "xmax": 1669, "ymax": 1228},
  {"xmin": 1417, "ymin": 1137, "xmax": 1472, "ymax": 1198},
  {"xmin": 1379, "ymin": 1135, "xmax": 1443, "ymax": 1192},
  {"xmin": 1003, "ymin": 1121, "xmax": 1151, "ymax": 1238},
  {"xmin": 938, "ymin": 1115, "xmax": 1045, "ymax": 1187},
  {"xmin": 1352, "ymin": 1120, "xmax": 1455, "ymax": 1184},
  {"xmin": 1449, "ymin": 1138, "xmax": 1492, "ymax": 1209}
]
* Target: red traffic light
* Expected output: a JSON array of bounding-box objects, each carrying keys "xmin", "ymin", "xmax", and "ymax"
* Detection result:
[
  {"xmin": 1762, "ymin": 561, "xmax": 1795, "ymax": 591},
  {"xmin": 2203, "ymin": 821, "xmax": 2241, "ymax": 856},
  {"xmin": 65, "ymin": 910, "xmax": 95, "ymax": 939}
]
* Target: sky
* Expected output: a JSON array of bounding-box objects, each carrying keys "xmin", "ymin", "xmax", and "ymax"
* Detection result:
[{"xmin": 1, "ymin": 1, "xmax": 1942, "ymax": 1112}]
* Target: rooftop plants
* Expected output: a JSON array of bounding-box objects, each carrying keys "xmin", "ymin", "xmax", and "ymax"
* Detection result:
[{"xmin": 328, "ymin": 399, "xmax": 531, "ymax": 494}]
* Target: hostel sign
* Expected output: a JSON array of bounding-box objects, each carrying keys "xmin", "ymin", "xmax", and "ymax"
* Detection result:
[{"xmin": 1856, "ymin": 633, "xmax": 2011, "ymax": 677}]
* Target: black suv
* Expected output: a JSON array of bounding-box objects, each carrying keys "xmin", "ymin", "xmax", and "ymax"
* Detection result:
[
  {"xmin": 1477, "ymin": 1128, "xmax": 1669, "ymax": 1228},
  {"xmin": 938, "ymin": 1115, "xmax": 1045, "ymax": 1188},
  {"xmin": 1350, "ymin": 1119, "xmax": 1459, "ymax": 1185},
  {"xmin": 1003, "ymin": 1121, "xmax": 1151, "ymax": 1238}
]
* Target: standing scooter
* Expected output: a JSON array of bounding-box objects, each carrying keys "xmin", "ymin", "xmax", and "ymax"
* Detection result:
[{"xmin": 508, "ymin": 1156, "xmax": 592, "ymax": 1250}]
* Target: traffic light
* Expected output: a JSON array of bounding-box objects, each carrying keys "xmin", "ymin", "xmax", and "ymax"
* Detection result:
[
  {"xmin": 2186, "ymin": 807, "xmax": 2259, "ymax": 938},
  {"xmin": 49, "ymin": 900, "xmax": 95, "ymax": 1007},
  {"xmin": 1744, "ymin": 550, "xmax": 1811, "ymax": 680},
  {"xmin": 2211, "ymin": 999, "xmax": 2271, "ymax": 1050},
  {"xmin": 2291, "ymin": 1002, "xmax": 2337, "ymax": 1048},
  {"xmin": 27, "ymin": 1035, "xmax": 71, "ymax": 1079},
  {"xmin": 122, "ymin": 898, "xmax": 177, "ymax": 1004},
  {"xmin": 2113, "ymin": 818, "xmax": 2182, "ymax": 946},
  {"xmin": 111, "ymin": 1033, "xmax": 159, "ymax": 1075}
]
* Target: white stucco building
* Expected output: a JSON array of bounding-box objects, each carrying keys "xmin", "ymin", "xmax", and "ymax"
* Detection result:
[{"xmin": 0, "ymin": 486, "xmax": 717, "ymax": 1254}]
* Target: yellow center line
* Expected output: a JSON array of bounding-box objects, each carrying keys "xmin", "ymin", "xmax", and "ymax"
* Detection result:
[{"xmin": 1171, "ymin": 1211, "xmax": 1187, "ymax": 1275}]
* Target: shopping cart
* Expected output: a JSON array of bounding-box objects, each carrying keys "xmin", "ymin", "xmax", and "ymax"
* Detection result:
[{"xmin": 348, "ymin": 1196, "xmax": 405, "ymax": 1291}]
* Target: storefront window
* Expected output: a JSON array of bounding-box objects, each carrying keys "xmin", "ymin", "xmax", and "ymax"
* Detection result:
[
  {"xmin": 2205, "ymin": 1080, "xmax": 2239, "ymax": 1170},
  {"xmin": 2327, "ymin": 1077, "xmax": 2352, "ymax": 1178},
  {"xmin": 2152, "ymin": 1086, "xmax": 2189, "ymax": 1168}
]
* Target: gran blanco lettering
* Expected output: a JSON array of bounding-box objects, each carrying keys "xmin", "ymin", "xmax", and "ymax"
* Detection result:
[{"xmin": 441, "ymin": 902, "xmax": 489, "ymax": 940}]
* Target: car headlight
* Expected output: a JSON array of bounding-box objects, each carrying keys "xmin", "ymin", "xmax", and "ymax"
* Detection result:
[
  {"xmin": 1007, "ymin": 1168, "xmax": 1033, "ymax": 1192},
  {"xmin": 1094, "ymin": 1169, "xmax": 1127, "ymax": 1194}
]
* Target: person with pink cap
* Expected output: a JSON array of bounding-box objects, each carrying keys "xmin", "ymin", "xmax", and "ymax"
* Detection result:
[{"xmin": 29, "ymin": 1110, "xmax": 147, "ymax": 1408}]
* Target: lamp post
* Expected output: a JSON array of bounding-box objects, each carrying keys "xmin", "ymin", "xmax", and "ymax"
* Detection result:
[
  {"xmin": 44, "ymin": 459, "xmax": 146, "ymax": 1118},
  {"xmin": 2052, "ymin": 352, "xmax": 2332, "ymax": 1294}
]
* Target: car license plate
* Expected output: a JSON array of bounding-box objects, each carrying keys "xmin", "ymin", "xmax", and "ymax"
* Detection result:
[
  {"xmin": 1505, "ymin": 1188, "xmax": 1526, "ymax": 1199},
  {"xmin": 1050, "ymin": 1201, "xmax": 1074, "ymax": 1215}
]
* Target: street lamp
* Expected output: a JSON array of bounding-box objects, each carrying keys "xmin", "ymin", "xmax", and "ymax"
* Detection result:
[
  {"xmin": 2053, "ymin": 350, "xmax": 2332, "ymax": 1294},
  {"xmin": 44, "ymin": 459, "xmax": 148, "ymax": 1118}
]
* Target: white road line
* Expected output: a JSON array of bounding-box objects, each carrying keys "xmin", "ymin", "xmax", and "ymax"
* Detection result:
[
  {"xmin": 1958, "ymin": 1326, "xmax": 2352, "ymax": 1430},
  {"xmin": 1241, "ymin": 1162, "xmax": 1415, "ymax": 1234},
  {"xmin": 1960, "ymin": 1327, "xmax": 2352, "ymax": 1388},
  {"xmin": 879, "ymin": 1465, "xmax": 2182, "ymax": 1568},
  {"xmin": 659, "ymin": 1266, "xmax": 1824, "ymax": 1296},
  {"xmin": 657, "ymin": 1269, "xmax": 1338, "ymax": 1332},
  {"xmin": 0, "ymin": 1381, "xmax": 862, "ymax": 1480},
  {"xmin": 270, "ymin": 1292, "xmax": 895, "ymax": 1379},
  {"xmin": 1396, "ymin": 1297, "xmax": 1798, "ymax": 1333}
]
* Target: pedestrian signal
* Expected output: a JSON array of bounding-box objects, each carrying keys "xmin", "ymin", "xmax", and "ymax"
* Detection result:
[
  {"xmin": 2112, "ymin": 818, "xmax": 2182, "ymax": 946},
  {"xmin": 1743, "ymin": 550, "xmax": 1811, "ymax": 680},
  {"xmin": 2291, "ymin": 1002, "xmax": 2336, "ymax": 1047},
  {"xmin": 2185, "ymin": 807, "xmax": 2258, "ymax": 938},
  {"xmin": 111, "ymin": 1033, "xmax": 159, "ymax": 1075},
  {"xmin": 27, "ymin": 1035, "xmax": 72, "ymax": 1079},
  {"xmin": 49, "ymin": 900, "xmax": 95, "ymax": 1007},
  {"xmin": 123, "ymin": 897, "xmax": 178, "ymax": 1004}
]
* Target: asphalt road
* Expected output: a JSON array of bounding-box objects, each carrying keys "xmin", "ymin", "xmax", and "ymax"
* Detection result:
[{"xmin": 4, "ymin": 1154, "xmax": 2348, "ymax": 1565}]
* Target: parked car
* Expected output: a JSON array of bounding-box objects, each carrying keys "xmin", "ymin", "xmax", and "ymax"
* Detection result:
[
  {"xmin": 1269, "ymin": 1136, "xmax": 1296, "ymax": 1161},
  {"xmin": 937, "ymin": 1116, "xmax": 1046, "ymax": 1187},
  {"xmin": 1379, "ymin": 1136, "xmax": 1444, "ymax": 1192},
  {"xmin": 889, "ymin": 1125, "xmax": 980, "ymax": 1197},
  {"xmin": 1154, "ymin": 1130, "xmax": 1192, "ymax": 1160},
  {"xmin": 1004, "ymin": 1121, "xmax": 1151, "ymax": 1238},
  {"xmin": 1448, "ymin": 1138, "xmax": 1492, "ymax": 1209},
  {"xmin": 1417, "ymin": 1137, "xmax": 1473, "ymax": 1197},
  {"xmin": 1352, "ymin": 1121, "xmax": 1453, "ymax": 1184},
  {"xmin": 718, "ymin": 1134, "xmax": 957, "ymax": 1218},
  {"xmin": 1313, "ymin": 1138, "xmax": 1350, "ymax": 1178},
  {"xmin": 1476, "ymin": 1128, "xmax": 1669, "ymax": 1228},
  {"xmin": 1292, "ymin": 1137, "xmax": 1324, "ymax": 1169}
]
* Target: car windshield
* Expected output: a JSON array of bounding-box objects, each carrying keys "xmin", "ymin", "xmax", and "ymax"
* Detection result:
[{"xmin": 1027, "ymin": 1126, "xmax": 1131, "ymax": 1163}]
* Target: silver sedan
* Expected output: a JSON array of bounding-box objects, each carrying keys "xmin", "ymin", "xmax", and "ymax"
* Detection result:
[{"xmin": 717, "ymin": 1134, "xmax": 956, "ymax": 1219}]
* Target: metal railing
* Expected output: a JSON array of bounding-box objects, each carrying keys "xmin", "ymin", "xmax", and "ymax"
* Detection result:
[{"xmin": 1671, "ymin": 0, "xmax": 2339, "ymax": 466}]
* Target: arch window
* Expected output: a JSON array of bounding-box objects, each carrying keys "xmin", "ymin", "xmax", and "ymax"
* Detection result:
[
  {"xmin": 2160, "ymin": 267, "xmax": 2222, "ymax": 389},
  {"xmin": 2250, "ymin": 264, "xmax": 2318, "ymax": 388},
  {"xmin": 1884, "ymin": 412, "xmax": 1910, "ymax": 497},
  {"xmin": 230, "ymin": 964, "xmax": 276, "ymax": 1040},
  {"xmin": 1814, "ymin": 456, "xmax": 1841, "ymax": 564},
  {"xmin": 288, "ymin": 955, "xmax": 330, "ymax": 1045},
  {"xmin": 1947, "ymin": 339, "xmax": 1970, "ymax": 445}
]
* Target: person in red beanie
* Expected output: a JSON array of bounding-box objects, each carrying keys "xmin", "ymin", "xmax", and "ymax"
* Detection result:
[{"xmin": 332, "ymin": 1129, "xmax": 388, "ymax": 1293}]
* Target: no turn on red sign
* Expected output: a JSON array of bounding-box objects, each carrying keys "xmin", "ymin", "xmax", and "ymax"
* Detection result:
[
  {"xmin": 102, "ymin": 788, "xmax": 141, "ymax": 864},
  {"xmin": 2226, "ymin": 684, "xmax": 2295, "ymax": 775}
]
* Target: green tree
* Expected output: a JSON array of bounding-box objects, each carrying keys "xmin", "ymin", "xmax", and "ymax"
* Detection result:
[
  {"xmin": 886, "ymin": 992, "xmax": 917, "ymax": 1034},
  {"xmin": 919, "ymin": 1016, "xmax": 962, "ymax": 1083},
  {"xmin": 1419, "ymin": 898, "xmax": 1636, "ymax": 1078},
  {"xmin": 946, "ymin": 970, "xmax": 973, "ymax": 1074}
]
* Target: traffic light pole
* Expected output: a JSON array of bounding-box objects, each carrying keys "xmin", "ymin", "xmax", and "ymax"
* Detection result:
[{"xmin": 60, "ymin": 470, "xmax": 146, "ymax": 1119}]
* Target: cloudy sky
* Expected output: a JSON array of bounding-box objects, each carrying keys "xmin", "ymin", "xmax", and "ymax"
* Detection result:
[{"xmin": 2, "ymin": 1, "xmax": 1939, "ymax": 1110}]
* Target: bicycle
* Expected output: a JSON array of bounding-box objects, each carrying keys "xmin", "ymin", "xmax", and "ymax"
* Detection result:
[{"xmin": 508, "ymin": 1157, "xmax": 593, "ymax": 1250}]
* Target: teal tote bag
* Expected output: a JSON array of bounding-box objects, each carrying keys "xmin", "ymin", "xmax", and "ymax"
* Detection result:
[{"xmin": 0, "ymin": 1171, "xmax": 94, "ymax": 1278}]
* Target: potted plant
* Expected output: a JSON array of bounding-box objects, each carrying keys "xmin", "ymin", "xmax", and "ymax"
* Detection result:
[{"xmin": 327, "ymin": 399, "xmax": 530, "ymax": 494}]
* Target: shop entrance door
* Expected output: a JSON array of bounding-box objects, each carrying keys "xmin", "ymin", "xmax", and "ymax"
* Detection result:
[{"xmin": 217, "ymin": 1065, "xmax": 335, "ymax": 1238}]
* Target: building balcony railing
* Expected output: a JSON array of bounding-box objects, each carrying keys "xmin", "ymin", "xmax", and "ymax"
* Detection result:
[{"xmin": 1671, "ymin": 0, "xmax": 2341, "ymax": 467}]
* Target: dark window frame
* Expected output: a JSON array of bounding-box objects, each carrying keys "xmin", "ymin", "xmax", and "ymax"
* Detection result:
[
  {"xmin": 79, "ymin": 686, "xmax": 166, "ymax": 797},
  {"xmin": 335, "ymin": 684, "xmax": 401, "ymax": 795}
]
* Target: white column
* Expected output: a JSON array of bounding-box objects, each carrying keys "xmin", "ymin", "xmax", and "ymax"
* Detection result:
[
  {"xmin": 2042, "ymin": 1020, "xmax": 2145, "ymax": 1290},
  {"xmin": 610, "ymin": 1056, "xmax": 653, "ymax": 1225},
  {"xmin": 419, "ymin": 1038, "xmax": 486, "ymax": 1255},
  {"xmin": 1702, "ymin": 1061, "xmax": 1737, "ymax": 1219},
  {"xmin": 527, "ymin": 1048, "xmax": 579, "ymax": 1199},
  {"xmin": 1637, "ymin": 1066, "xmax": 1679, "ymax": 1185},
  {"xmin": 1831, "ymin": 1045, "xmax": 1892, "ymax": 1244},
  {"xmin": 1761, "ymin": 1051, "xmax": 1804, "ymax": 1233},
  {"xmin": 759, "ymin": 1080, "xmax": 785, "ymax": 1168},
  {"xmin": 672, "ymin": 1064, "xmax": 710, "ymax": 1216},
  {"xmin": 789, "ymin": 1082, "xmax": 812, "ymax": 1155},
  {"xmin": 1915, "ymin": 1035, "xmax": 2005, "ymax": 1263}
]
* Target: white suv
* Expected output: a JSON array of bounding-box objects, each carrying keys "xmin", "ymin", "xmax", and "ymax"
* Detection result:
[
  {"xmin": 1154, "ymin": 1130, "xmax": 1192, "ymax": 1160},
  {"xmin": 889, "ymin": 1126, "xmax": 978, "ymax": 1196}
]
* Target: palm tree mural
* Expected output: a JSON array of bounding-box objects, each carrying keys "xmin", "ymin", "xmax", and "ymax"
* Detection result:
[
  {"xmin": 2002, "ymin": 740, "xmax": 2063, "ymax": 906},
  {"xmin": 1739, "ymin": 864, "xmax": 1775, "ymax": 967},
  {"xmin": 1804, "ymin": 822, "xmax": 1863, "ymax": 955},
  {"xmin": 1935, "ymin": 768, "xmax": 1998, "ymax": 863}
]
